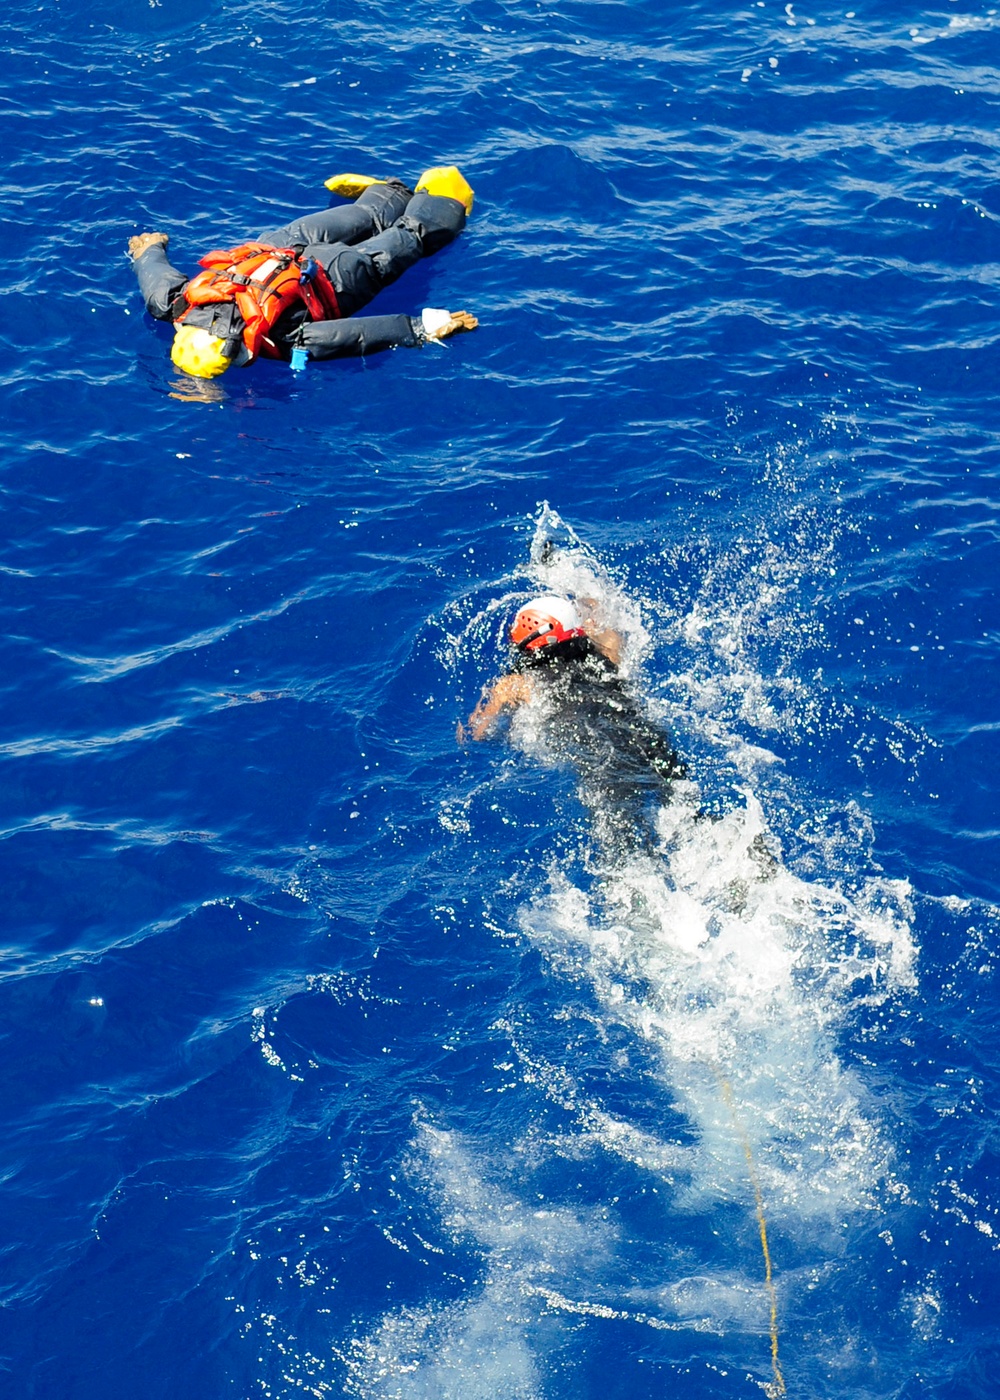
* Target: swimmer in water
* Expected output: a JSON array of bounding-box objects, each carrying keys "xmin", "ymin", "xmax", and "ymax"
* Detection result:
[
  {"xmin": 460, "ymin": 595, "xmax": 686, "ymax": 854},
  {"xmin": 128, "ymin": 166, "xmax": 477, "ymax": 379}
]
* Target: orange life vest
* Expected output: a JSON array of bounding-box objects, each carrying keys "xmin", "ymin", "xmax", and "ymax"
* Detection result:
[{"xmin": 175, "ymin": 242, "xmax": 341, "ymax": 361}]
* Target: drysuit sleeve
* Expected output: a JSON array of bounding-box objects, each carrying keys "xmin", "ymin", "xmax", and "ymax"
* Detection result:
[
  {"xmin": 132, "ymin": 244, "xmax": 189, "ymax": 321},
  {"xmin": 298, "ymin": 313, "xmax": 423, "ymax": 360}
]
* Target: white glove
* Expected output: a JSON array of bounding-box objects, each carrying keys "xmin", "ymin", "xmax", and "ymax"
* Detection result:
[
  {"xmin": 421, "ymin": 307, "xmax": 453, "ymax": 339},
  {"xmin": 420, "ymin": 307, "xmax": 479, "ymax": 341}
]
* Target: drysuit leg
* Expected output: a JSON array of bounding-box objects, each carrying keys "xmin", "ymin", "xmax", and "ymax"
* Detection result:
[
  {"xmin": 304, "ymin": 191, "xmax": 467, "ymax": 319},
  {"xmin": 132, "ymin": 243, "xmax": 189, "ymax": 320},
  {"xmin": 257, "ymin": 179, "xmax": 414, "ymax": 252}
]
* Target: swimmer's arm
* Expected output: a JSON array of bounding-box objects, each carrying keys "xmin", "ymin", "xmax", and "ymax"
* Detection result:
[
  {"xmin": 458, "ymin": 672, "xmax": 533, "ymax": 743},
  {"xmin": 588, "ymin": 627, "xmax": 623, "ymax": 667},
  {"xmin": 578, "ymin": 597, "xmax": 624, "ymax": 667}
]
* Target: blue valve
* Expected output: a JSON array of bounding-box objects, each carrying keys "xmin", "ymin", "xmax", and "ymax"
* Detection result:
[{"xmin": 290, "ymin": 346, "xmax": 308, "ymax": 372}]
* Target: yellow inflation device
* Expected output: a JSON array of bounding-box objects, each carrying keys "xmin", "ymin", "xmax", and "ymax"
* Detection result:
[
  {"xmin": 323, "ymin": 165, "xmax": 474, "ymax": 214},
  {"xmin": 323, "ymin": 172, "xmax": 385, "ymax": 197},
  {"xmin": 415, "ymin": 165, "xmax": 474, "ymax": 214}
]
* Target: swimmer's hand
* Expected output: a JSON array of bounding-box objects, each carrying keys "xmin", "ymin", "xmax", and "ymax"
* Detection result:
[
  {"xmin": 459, "ymin": 712, "xmax": 490, "ymax": 743},
  {"xmin": 588, "ymin": 625, "xmax": 622, "ymax": 668},
  {"xmin": 128, "ymin": 231, "xmax": 169, "ymax": 260},
  {"xmin": 421, "ymin": 308, "xmax": 479, "ymax": 340},
  {"xmin": 461, "ymin": 673, "xmax": 532, "ymax": 743},
  {"xmin": 577, "ymin": 595, "xmax": 623, "ymax": 667}
]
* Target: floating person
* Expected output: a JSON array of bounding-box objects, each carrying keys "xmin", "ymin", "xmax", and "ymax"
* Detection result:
[
  {"xmin": 128, "ymin": 166, "xmax": 478, "ymax": 379},
  {"xmin": 460, "ymin": 594, "xmax": 687, "ymax": 855}
]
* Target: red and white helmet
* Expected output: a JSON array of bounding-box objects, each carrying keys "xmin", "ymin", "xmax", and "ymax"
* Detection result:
[{"xmin": 509, "ymin": 596, "xmax": 585, "ymax": 653}]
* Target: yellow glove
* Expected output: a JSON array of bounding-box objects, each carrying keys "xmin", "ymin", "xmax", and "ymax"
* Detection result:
[
  {"xmin": 415, "ymin": 166, "xmax": 474, "ymax": 214},
  {"xmin": 420, "ymin": 308, "xmax": 479, "ymax": 340},
  {"xmin": 323, "ymin": 172, "xmax": 384, "ymax": 197}
]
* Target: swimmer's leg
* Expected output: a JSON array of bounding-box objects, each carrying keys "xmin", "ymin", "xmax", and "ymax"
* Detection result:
[{"xmin": 581, "ymin": 781, "xmax": 662, "ymax": 860}]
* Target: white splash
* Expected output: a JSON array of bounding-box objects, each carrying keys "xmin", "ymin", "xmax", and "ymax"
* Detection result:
[
  {"xmin": 514, "ymin": 509, "xmax": 915, "ymax": 1225},
  {"xmin": 341, "ymin": 1123, "xmax": 614, "ymax": 1400},
  {"xmin": 519, "ymin": 795, "xmax": 914, "ymax": 1227},
  {"xmin": 355, "ymin": 504, "xmax": 919, "ymax": 1394}
]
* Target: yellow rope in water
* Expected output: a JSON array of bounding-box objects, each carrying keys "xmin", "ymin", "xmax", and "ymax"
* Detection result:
[{"xmin": 717, "ymin": 1073, "xmax": 786, "ymax": 1398}]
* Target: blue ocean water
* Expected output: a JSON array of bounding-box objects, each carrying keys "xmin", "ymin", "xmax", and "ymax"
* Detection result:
[{"xmin": 2, "ymin": 0, "xmax": 1000, "ymax": 1394}]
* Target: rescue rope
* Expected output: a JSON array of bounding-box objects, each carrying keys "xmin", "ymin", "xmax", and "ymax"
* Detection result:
[{"xmin": 716, "ymin": 1072, "xmax": 786, "ymax": 1398}]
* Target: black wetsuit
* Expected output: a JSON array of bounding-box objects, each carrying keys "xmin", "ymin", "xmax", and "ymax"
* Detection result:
[
  {"xmin": 515, "ymin": 637, "xmax": 685, "ymax": 853},
  {"xmin": 131, "ymin": 178, "xmax": 466, "ymax": 361}
]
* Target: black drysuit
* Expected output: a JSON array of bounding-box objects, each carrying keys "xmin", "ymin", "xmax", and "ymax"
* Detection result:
[
  {"xmin": 514, "ymin": 638, "xmax": 686, "ymax": 854},
  {"xmin": 131, "ymin": 178, "xmax": 467, "ymax": 361}
]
